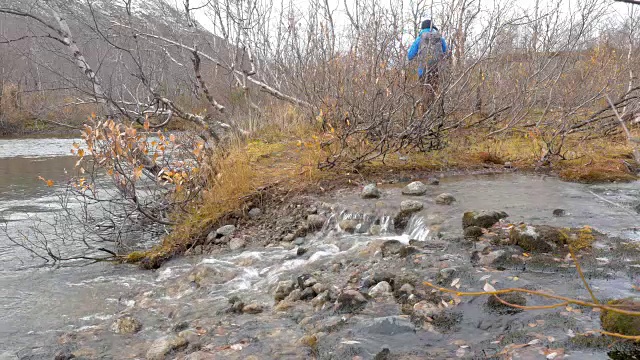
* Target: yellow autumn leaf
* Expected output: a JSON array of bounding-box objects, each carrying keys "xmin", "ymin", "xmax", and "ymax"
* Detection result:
[{"xmin": 78, "ymin": 149, "xmax": 85, "ymax": 157}]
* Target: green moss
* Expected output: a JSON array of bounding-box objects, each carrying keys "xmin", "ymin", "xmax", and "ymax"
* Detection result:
[
  {"xmin": 568, "ymin": 226, "xmax": 596, "ymax": 251},
  {"xmin": 462, "ymin": 211, "xmax": 477, "ymax": 229},
  {"xmin": 124, "ymin": 251, "xmax": 146, "ymax": 263},
  {"xmin": 600, "ymin": 299, "xmax": 640, "ymax": 336}
]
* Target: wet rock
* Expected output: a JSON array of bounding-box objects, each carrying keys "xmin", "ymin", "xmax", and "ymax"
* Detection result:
[
  {"xmin": 228, "ymin": 296, "xmax": 245, "ymax": 313},
  {"xmin": 462, "ymin": 210, "xmax": 508, "ymax": 229},
  {"xmin": 394, "ymin": 201, "xmax": 424, "ymax": 230},
  {"xmin": 362, "ymin": 184, "xmax": 381, "ymax": 199},
  {"xmin": 552, "ymin": 209, "xmax": 566, "ymax": 217},
  {"xmin": 400, "ymin": 200, "xmax": 424, "ymax": 213},
  {"xmin": 427, "ymin": 177, "xmax": 440, "ymax": 185},
  {"xmin": 464, "ymin": 226, "xmax": 483, "ymax": 239},
  {"xmin": 504, "ymin": 162, "xmax": 513, "ymax": 169},
  {"xmin": 355, "ymin": 222, "xmax": 372, "ymax": 234},
  {"xmin": 370, "ymin": 271, "xmax": 396, "ymax": 286},
  {"xmin": 335, "ymin": 290, "xmax": 368, "ymax": 313},
  {"xmin": 369, "ymin": 225, "xmax": 382, "ymax": 236},
  {"xmin": 364, "ymin": 317, "xmax": 416, "ymax": 336},
  {"xmin": 216, "ymin": 224, "xmax": 236, "ymax": 237},
  {"xmin": 381, "ymin": 240, "xmax": 404, "ymax": 257},
  {"xmin": 601, "ymin": 299, "xmax": 640, "ymax": 336},
  {"xmin": 311, "ymin": 291, "xmax": 331, "ymax": 307},
  {"xmin": 402, "ymin": 181, "xmax": 428, "ymax": 196},
  {"xmin": 307, "ymin": 214, "xmax": 327, "ymax": 230},
  {"xmin": 229, "ymin": 237, "xmax": 246, "ymax": 250},
  {"xmin": 509, "ymin": 225, "xmax": 567, "ymax": 253},
  {"xmin": 300, "ymin": 287, "xmax": 317, "ymax": 300},
  {"xmin": 187, "ymin": 266, "xmax": 237, "ymax": 287},
  {"xmin": 435, "ymin": 193, "xmax": 456, "ymax": 205},
  {"xmin": 413, "ymin": 301, "xmax": 442, "ymax": 319},
  {"xmin": 178, "ymin": 329, "xmax": 201, "ymax": 345},
  {"xmin": 146, "ymin": 335, "xmax": 188, "ymax": 360},
  {"xmin": 296, "ymin": 247, "xmax": 308, "ymax": 256},
  {"xmin": 486, "ymin": 293, "xmax": 526, "ymax": 314},
  {"xmin": 54, "ymin": 349, "xmax": 75, "ymax": 360},
  {"xmin": 293, "ymin": 237, "xmax": 306, "ymax": 246},
  {"xmin": 282, "ymin": 233, "xmax": 296, "ymax": 242},
  {"xmin": 184, "ymin": 351, "xmax": 216, "ymax": 360},
  {"xmin": 374, "ymin": 348, "xmax": 391, "ymax": 360},
  {"xmin": 274, "ymin": 280, "xmax": 295, "ymax": 301},
  {"xmin": 297, "ymin": 274, "xmax": 317, "ymax": 289},
  {"xmin": 248, "ymin": 207, "xmax": 262, "ymax": 219},
  {"xmin": 437, "ymin": 268, "xmax": 457, "ymax": 285},
  {"xmin": 471, "ymin": 249, "xmax": 506, "ymax": 267},
  {"xmin": 312, "ymin": 283, "xmax": 328, "ymax": 294},
  {"xmin": 398, "ymin": 283, "xmax": 415, "ymax": 295},
  {"xmin": 206, "ymin": 231, "xmax": 217, "ymax": 243},
  {"xmin": 242, "ymin": 303, "xmax": 264, "ymax": 314},
  {"xmin": 368, "ymin": 281, "xmax": 393, "ymax": 298},
  {"xmin": 172, "ymin": 322, "xmax": 189, "ymax": 333},
  {"xmin": 110, "ymin": 315, "xmax": 142, "ymax": 334},
  {"xmin": 285, "ymin": 289, "xmax": 303, "ymax": 302},
  {"xmin": 339, "ymin": 219, "xmax": 359, "ymax": 233}
]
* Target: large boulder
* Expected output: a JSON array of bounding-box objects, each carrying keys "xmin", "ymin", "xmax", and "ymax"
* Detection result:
[
  {"xmin": 462, "ymin": 211, "xmax": 508, "ymax": 229},
  {"xmin": 509, "ymin": 225, "xmax": 567, "ymax": 253},
  {"xmin": 402, "ymin": 181, "xmax": 428, "ymax": 196},
  {"xmin": 362, "ymin": 184, "xmax": 381, "ymax": 199}
]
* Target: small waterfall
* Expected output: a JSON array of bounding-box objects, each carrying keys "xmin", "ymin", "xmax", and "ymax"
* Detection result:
[{"xmin": 404, "ymin": 215, "xmax": 431, "ymax": 242}]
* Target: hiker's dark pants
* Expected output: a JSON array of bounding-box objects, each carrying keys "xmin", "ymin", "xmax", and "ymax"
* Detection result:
[{"xmin": 418, "ymin": 67, "xmax": 444, "ymax": 118}]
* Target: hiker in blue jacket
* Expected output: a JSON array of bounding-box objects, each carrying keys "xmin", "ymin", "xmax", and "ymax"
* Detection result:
[
  {"xmin": 408, "ymin": 19, "xmax": 448, "ymax": 110},
  {"xmin": 408, "ymin": 19, "xmax": 448, "ymax": 79}
]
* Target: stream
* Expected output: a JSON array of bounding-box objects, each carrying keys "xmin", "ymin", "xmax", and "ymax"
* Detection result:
[{"xmin": 1, "ymin": 138, "xmax": 640, "ymax": 359}]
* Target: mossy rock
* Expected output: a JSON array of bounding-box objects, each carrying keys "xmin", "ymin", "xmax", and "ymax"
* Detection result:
[
  {"xmin": 509, "ymin": 224, "xmax": 568, "ymax": 253},
  {"xmin": 462, "ymin": 210, "xmax": 508, "ymax": 229},
  {"xmin": 486, "ymin": 293, "xmax": 527, "ymax": 314},
  {"xmin": 600, "ymin": 299, "xmax": 640, "ymax": 336},
  {"xmin": 463, "ymin": 226, "xmax": 483, "ymax": 239}
]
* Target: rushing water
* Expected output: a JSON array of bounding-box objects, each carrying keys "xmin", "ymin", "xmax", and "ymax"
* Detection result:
[
  {"xmin": 0, "ymin": 138, "xmax": 156, "ymax": 359},
  {"xmin": 1, "ymin": 138, "xmax": 640, "ymax": 359}
]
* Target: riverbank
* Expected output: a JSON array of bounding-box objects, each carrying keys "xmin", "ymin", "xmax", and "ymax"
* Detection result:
[{"xmin": 129, "ymin": 125, "xmax": 640, "ymax": 269}]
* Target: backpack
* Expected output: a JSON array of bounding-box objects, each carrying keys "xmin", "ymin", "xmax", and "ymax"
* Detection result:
[{"xmin": 418, "ymin": 30, "xmax": 444, "ymax": 73}]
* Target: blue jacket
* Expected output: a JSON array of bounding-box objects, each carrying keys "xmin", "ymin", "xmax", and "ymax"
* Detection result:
[{"xmin": 408, "ymin": 28, "xmax": 448, "ymax": 77}]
